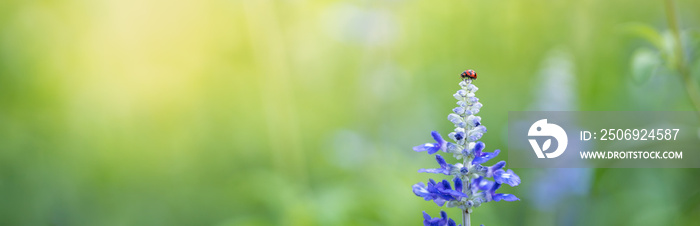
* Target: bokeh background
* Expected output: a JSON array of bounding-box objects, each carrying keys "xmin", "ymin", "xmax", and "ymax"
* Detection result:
[{"xmin": 1, "ymin": 0, "xmax": 700, "ymax": 225}]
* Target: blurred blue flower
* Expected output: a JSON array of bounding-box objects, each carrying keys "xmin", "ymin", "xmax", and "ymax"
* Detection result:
[{"xmin": 526, "ymin": 49, "xmax": 592, "ymax": 214}]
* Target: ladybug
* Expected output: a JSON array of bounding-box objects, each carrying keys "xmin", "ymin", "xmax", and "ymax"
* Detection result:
[{"xmin": 460, "ymin": 69, "xmax": 477, "ymax": 80}]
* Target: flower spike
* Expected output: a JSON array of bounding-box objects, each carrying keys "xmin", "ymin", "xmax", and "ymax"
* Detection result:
[{"xmin": 412, "ymin": 70, "xmax": 520, "ymax": 226}]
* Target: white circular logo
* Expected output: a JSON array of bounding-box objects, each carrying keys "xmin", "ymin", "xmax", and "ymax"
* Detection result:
[{"xmin": 528, "ymin": 119, "xmax": 568, "ymax": 158}]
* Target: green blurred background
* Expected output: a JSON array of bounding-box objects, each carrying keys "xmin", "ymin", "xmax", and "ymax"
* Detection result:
[{"xmin": 1, "ymin": 0, "xmax": 700, "ymax": 225}]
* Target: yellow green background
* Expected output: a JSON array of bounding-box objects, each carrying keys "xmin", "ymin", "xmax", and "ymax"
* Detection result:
[{"xmin": 1, "ymin": 0, "xmax": 699, "ymax": 225}]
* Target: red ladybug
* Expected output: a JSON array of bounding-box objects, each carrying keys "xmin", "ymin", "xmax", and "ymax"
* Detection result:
[{"xmin": 460, "ymin": 69, "xmax": 477, "ymax": 80}]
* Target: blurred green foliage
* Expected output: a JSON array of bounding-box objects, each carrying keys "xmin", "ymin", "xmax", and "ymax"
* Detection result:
[{"xmin": 0, "ymin": 0, "xmax": 700, "ymax": 225}]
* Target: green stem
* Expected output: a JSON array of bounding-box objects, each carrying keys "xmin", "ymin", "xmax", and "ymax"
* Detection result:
[
  {"xmin": 664, "ymin": 0, "xmax": 700, "ymax": 115},
  {"xmin": 462, "ymin": 209, "xmax": 470, "ymax": 226},
  {"xmin": 462, "ymin": 78, "xmax": 472, "ymax": 226}
]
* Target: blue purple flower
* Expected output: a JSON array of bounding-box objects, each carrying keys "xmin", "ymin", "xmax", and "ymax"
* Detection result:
[{"xmin": 411, "ymin": 74, "xmax": 521, "ymax": 225}]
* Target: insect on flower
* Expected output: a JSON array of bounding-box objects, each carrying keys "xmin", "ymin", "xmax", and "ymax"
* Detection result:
[
  {"xmin": 460, "ymin": 69, "xmax": 477, "ymax": 80},
  {"xmin": 412, "ymin": 69, "xmax": 519, "ymax": 226}
]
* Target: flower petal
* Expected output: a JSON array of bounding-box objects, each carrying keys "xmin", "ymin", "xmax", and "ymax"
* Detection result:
[
  {"xmin": 467, "ymin": 133, "xmax": 483, "ymax": 142},
  {"xmin": 431, "ymin": 131, "xmax": 443, "ymax": 143},
  {"xmin": 438, "ymin": 180, "xmax": 452, "ymax": 191},
  {"xmin": 444, "ymin": 189, "xmax": 468, "ymax": 198},
  {"xmin": 446, "ymin": 143, "xmax": 460, "ymax": 154},
  {"xmin": 494, "ymin": 169, "xmax": 521, "ymax": 187},
  {"xmin": 467, "ymin": 96, "xmax": 479, "ymax": 104},
  {"xmin": 418, "ymin": 168, "xmax": 449, "ymax": 175},
  {"xmin": 475, "ymin": 176, "xmax": 495, "ymax": 191},
  {"xmin": 453, "ymin": 107, "xmax": 465, "ymax": 115},
  {"xmin": 472, "ymin": 125, "xmax": 487, "ymax": 133},
  {"xmin": 453, "ymin": 177, "xmax": 463, "ymax": 192},
  {"xmin": 447, "ymin": 114, "xmax": 464, "ymax": 127},
  {"xmin": 472, "ymin": 142, "xmax": 485, "ymax": 156},
  {"xmin": 472, "ymin": 149, "xmax": 500, "ymax": 164},
  {"xmin": 435, "ymin": 154, "xmax": 448, "ymax": 168},
  {"xmin": 490, "ymin": 182, "xmax": 502, "ymax": 193},
  {"xmin": 448, "ymin": 218, "xmax": 457, "ymax": 226},
  {"xmin": 413, "ymin": 182, "xmax": 430, "ymax": 198},
  {"xmin": 467, "ymin": 84, "xmax": 478, "ymax": 92},
  {"xmin": 413, "ymin": 143, "xmax": 439, "ymax": 153},
  {"xmin": 459, "ymin": 80, "xmax": 468, "ymax": 88},
  {"xmin": 487, "ymin": 161, "xmax": 506, "ymax": 176},
  {"xmin": 467, "ymin": 115, "xmax": 481, "ymax": 127},
  {"xmin": 470, "ymin": 102, "xmax": 483, "ymax": 114},
  {"xmin": 494, "ymin": 193, "xmax": 520, "ymax": 202},
  {"xmin": 431, "ymin": 131, "xmax": 448, "ymax": 151},
  {"xmin": 433, "ymin": 198, "xmax": 447, "ymax": 207}
]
